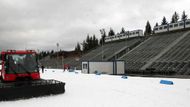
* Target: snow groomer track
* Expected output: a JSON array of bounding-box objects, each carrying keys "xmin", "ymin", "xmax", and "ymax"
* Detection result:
[{"xmin": 0, "ymin": 79, "xmax": 65, "ymax": 101}]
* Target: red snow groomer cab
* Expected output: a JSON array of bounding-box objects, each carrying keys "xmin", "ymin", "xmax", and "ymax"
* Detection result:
[
  {"xmin": 0, "ymin": 50, "xmax": 65, "ymax": 101},
  {"xmin": 0, "ymin": 50, "xmax": 40, "ymax": 81}
]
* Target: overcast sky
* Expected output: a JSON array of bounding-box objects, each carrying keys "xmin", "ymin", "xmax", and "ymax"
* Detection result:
[{"xmin": 0, "ymin": 0, "xmax": 190, "ymax": 51}]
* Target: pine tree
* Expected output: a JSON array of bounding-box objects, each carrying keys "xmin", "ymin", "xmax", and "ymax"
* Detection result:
[
  {"xmin": 92, "ymin": 34, "xmax": 98, "ymax": 48},
  {"xmin": 161, "ymin": 16, "xmax": 167, "ymax": 25},
  {"xmin": 82, "ymin": 40, "xmax": 87, "ymax": 52},
  {"xmin": 75, "ymin": 42, "xmax": 81, "ymax": 51},
  {"xmin": 50, "ymin": 50, "xmax": 54, "ymax": 54},
  {"xmin": 144, "ymin": 21, "xmax": 152, "ymax": 36},
  {"xmin": 155, "ymin": 22, "xmax": 158, "ymax": 26},
  {"xmin": 89, "ymin": 36, "xmax": 93, "ymax": 49},
  {"xmin": 86, "ymin": 34, "xmax": 90, "ymax": 50},
  {"xmin": 100, "ymin": 29, "xmax": 106, "ymax": 45},
  {"xmin": 171, "ymin": 11, "xmax": 179, "ymax": 23},
  {"xmin": 99, "ymin": 38, "xmax": 103, "ymax": 45},
  {"xmin": 108, "ymin": 28, "xmax": 115, "ymax": 36},
  {"xmin": 174, "ymin": 11, "xmax": 179, "ymax": 22},
  {"xmin": 95, "ymin": 38, "xmax": 99, "ymax": 46},
  {"xmin": 181, "ymin": 10, "xmax": 187, "ymax": 21},
  {"xmin": 120, "ymin": 27, "xmax": 125, "ymax": 34},
  {"xmin": 80, "ymin": 34, "xmax": 100, "ymax": 52},
  {"xmin": 171, "ymin": 16, "xmax": 175, "ymax": 23}
]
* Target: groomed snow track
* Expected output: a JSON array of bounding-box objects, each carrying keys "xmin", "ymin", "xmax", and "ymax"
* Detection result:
[{"xmin": 0, "ymin": 79, "xmax": 65, "ymax": 101}]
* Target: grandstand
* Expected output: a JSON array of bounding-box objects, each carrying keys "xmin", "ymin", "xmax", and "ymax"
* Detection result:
[
  {"xmin": 40, "ymin": 37, "xmax": 143, "ymax": 69},
  {"xmin": 119, "ymin": 30, "xmax": 190, "ymax": 75},
  {"xmin": 146, "ymin": 30, "xmax": 190, "ymax": 75},
  {"xmin": 81, "ymin": 37, "xmax": 143, "ymax": 61},
  {"xmin": 71, "ymin": 36, "xmax": 143, "ymax": 69},
  {"xmin": 40, "ymin": 29, "xmax": 190, "ymax": 77}
]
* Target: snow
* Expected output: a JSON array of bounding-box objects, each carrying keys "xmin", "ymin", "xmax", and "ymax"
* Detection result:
[{"xmin": 1, "ymin": 69, "xmax": 190, "ymax": 107}]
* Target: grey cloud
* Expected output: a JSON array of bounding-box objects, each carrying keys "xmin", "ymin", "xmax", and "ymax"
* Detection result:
[{"xmin": 0, "ymin": 0, "xmax": 189, "ymax": 51}]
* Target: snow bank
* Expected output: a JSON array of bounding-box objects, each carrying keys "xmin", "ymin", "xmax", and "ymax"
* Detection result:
[{"xmin": 1, "ymin": 69, "xmax": 190, "ymax": 107}]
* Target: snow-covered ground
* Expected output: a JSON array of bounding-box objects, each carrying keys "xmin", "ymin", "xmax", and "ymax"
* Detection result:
[{"xmin": 1, "ymin": 69, "xmax": 190, "ymax": 107}]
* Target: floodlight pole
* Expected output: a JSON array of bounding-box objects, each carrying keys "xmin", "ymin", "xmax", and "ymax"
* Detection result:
[
  {"xmin": 100, "ymin": 29, "xmax": 104, "ymax": 61},
  {"xmin": 56, "ymin": 43, "xmax": 59, "ymax": 68},
  {"xmin": 101, "ymin": 41, "xmax": 103, "ymax": 61}
]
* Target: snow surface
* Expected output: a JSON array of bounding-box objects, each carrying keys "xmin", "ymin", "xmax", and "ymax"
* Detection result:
[{"xmin": 1, "ymin": 69, "xmax": 190, "ymax": 107}]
